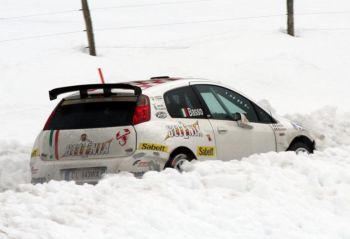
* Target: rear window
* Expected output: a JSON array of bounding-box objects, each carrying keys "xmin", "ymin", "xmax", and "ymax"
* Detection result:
[
  {"xmin": 164, "ymin": 86, "xmax": 205, "ymax": 119},
  {"xmin": 46, "ymin": 100, "xmax": 136, "ymax": 130}
]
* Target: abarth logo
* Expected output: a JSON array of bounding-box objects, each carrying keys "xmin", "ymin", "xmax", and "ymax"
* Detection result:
[{"xmin": 116, "ymin": 129, "xmax": 131, "ymax": 146}]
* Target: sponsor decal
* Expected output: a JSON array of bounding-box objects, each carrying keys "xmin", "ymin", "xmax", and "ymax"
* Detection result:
[
  {"xmin": 165, "ymin": 121, "xmax": 202, "ymax": 140},
  {"xmin": 125, "ymin": 148, "xmax": 133, "ymax": 153},
  {"xmin": 156, "ymin": 111, "xmax": 167, "ymax": 119},
  {"xmin": 132, "ymin": 152, "xmax": 146, "ymax": 159},
  {"xmin": 181, "ymin": 108, "xmax": 204, "ymax": 117},
  {"xmin": 132, "ymin": 159, "xmax": 162, "ymax": 171},
  {"xmin": 206, "ymin": 134, "xmax": 212, "ymax": 142},
  {"xmin": 62, "ymin": 134, "xmax": 113, "ymax": 158},
  {"xmin": 116, "ymin": 129, "xmax": 131, "ymax": 146},
  {"xmin": 197, "ymin": 146, "xmax": 215, "ymax": 157},
  {"xmin": 31, "ymin": 166, "xmax": 38, "ymax": 175},
  {"xmin": 139, "ymin": 143, "xmax": 169, "ymax": 153},
  {"xmin": 132, "ymin": 160, "xmax": 150, "ymax": 167},
  {"xmin": 272, "ymin": 123, "xmax": 287, "ymax": 132},
  {"xmin": 153, "ymin": 103, "xmax": 166, "ymax": 111},
  {"xmin": 151, "ymin": 96, "xmax": 164, "ymax": 101},
  {"xmin": 291, "ymin": 122, "xmax": 305, "ymax": 131},
  {"xmin": 40, "ymin": 153, "xmax": 48, "ymax": 160},
  {"xmin": 31, "ymin": 148, "xmax": 40, "ymax": 158}
]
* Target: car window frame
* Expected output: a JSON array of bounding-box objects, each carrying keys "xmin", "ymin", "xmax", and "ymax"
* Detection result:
[
  {"xmin": 191, "ymin": 84, "xmax": 276, "ymax": 124},
  {"xmin": 163, "ymin": 86, "xmax": 209, "ymax": 119}
]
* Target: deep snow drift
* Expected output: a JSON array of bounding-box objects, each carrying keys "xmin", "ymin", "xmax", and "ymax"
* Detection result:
[
  {"xmin": 1, "ymin": 0, "xmax": 350, "ymax": 238},
  {"xmin": 1, "ymin": 107, "xmax": 350, "ymax": 239},
  {"xmin": 1, "ymin": 146, "xmax": 350, "ymax": 239}
]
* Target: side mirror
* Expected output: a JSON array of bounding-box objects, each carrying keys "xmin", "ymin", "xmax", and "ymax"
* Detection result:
[
  {"xmin": 232, "ymin": 112, "xmax": 242, "ymax": 121},
  {"xmin": 232, "ymin": 112, "xmax": 253, "ymax": 129}
]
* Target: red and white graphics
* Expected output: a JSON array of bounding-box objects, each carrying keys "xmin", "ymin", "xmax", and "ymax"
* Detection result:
[{"xmin": 116, "ymin": 129, "xmax": 131, "ymax": 146}]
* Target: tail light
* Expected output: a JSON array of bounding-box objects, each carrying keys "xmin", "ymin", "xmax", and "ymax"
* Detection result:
[
  {"xmin": 43, "ymin": 103, "xmax": 60, "ymax": 130},
  {"xmin": 133, "ymin": 95, "xmax": 151, "ymax": 125}
]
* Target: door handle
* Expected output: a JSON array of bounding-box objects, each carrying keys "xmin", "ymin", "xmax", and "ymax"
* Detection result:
[{"xmin": 217, "ymin": 127, "xmax": 228, "ymax": 134}]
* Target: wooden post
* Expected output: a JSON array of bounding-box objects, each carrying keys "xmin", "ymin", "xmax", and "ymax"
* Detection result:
[
  {"xmin": 81, "ymin": 0, "xmax": 96, "ymax": 56},
  {"xmin": 287, "ymin": 0, "xmax": 295, "ymax": 36}
]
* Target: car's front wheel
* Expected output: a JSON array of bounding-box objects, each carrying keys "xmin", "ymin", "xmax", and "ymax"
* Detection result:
[{"xmin": 288, "ymin": 141, "xmax": 313, "ymax": 154}]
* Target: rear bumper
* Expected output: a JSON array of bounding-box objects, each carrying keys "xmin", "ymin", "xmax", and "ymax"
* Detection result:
[{"xmin": 30, "ymin": 152, "xmax": 168, "ymax": 184}]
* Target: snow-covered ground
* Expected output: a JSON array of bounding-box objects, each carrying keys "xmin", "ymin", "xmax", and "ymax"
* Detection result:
[{"xmin": 1, "ymin": 0, "xmax": 350, "ymax": 238}]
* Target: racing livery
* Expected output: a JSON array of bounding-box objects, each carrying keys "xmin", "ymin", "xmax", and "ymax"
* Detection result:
[{"xmin": 30, "ymin": 77, "xmax": 316, "ymax": 184}]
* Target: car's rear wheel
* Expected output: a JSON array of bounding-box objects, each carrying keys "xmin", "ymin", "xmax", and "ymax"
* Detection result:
[
  {"xmin": 288, "ymin": 141, "xmax": 313, "ymax": 154},
  {"xmin": 166, "ymin": 151, "xmax": 194, "ymax": 172}
]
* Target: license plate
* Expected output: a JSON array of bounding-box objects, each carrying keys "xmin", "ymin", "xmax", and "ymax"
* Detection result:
[{"xmin": 62, "ymin": 167, "xmax": 106, "ymax": 181}]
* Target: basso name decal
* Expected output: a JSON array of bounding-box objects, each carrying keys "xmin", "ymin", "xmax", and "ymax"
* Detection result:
[
  {"xmin": 197, "ymin": 146, "xmax": 215, "ymax": 156},
  {"xmin": 165, "ymin": 121, "xmax": 202, "ymax": 140},
  {"xmin": 181, "ymin": 108, "xmax": 203, "ymax": 117},
  {"xmin": 139, "ymin": 143, "xmax": 169, "ymax": 153}
]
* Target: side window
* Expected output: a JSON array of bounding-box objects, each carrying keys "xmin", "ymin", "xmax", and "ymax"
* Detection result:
[
  {"xmin": 194, "ymin": 85, "xmax": 258, "ymax": 122},
  {"xmin": 211, "ymin": 86, "xmax": 258, "ymax": 122},
  {"xmin": 253, "ymin": 104, "xmax": 276, "ymax": 124},
  {"xmin": 193, "ymin": 85, "xmax": 230, "ymax": 120},
  {"xmin": 164, "ymin": 86, "xmax": 205, "ymax": 118}
]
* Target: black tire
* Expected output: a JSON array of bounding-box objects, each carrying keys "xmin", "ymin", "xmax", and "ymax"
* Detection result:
[
  {"xmin": 166, "ymin": 152, "xmax": 192, "ymax": 172},
  {"xmin": 288, "ymin": 141, "xmax": 313, "ymax": 154}
]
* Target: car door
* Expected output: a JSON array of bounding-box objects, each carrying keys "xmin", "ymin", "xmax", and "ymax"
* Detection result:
[
  {"xmin": 163, "ymin": 86, "xmax": 217, "ymax": 160},
  {"xmin": 191, "ymin": 84, "xmax": 276, "ymax": 160}
]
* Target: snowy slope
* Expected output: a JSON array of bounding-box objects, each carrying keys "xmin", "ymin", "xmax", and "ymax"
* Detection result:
[{"xmin": 1, "ymin": 0, "xmax": 350, "ymax": 238}]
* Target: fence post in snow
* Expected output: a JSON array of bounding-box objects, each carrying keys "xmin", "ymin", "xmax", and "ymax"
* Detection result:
[
  {"xmin": 81, "ymin": 0, "xmax": 96, "ymax": 56},
  {"xmin": 287, "ymin": 0, "xmax": 295, "ymax": 36}
]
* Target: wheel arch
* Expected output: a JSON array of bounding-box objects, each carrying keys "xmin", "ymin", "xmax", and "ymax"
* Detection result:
[
  {"xmin": 287, "ymin": 135, "xmax": 315, "ymax": 153},
  {"xmin": 165, "ymin": 146, "xmax": 197, "ymax": 168}
]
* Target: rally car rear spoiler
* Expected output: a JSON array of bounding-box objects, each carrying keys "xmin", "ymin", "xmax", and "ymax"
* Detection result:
[{"xmin": 49, "ymin": 84, "xmax": 142, "ymax": 100}]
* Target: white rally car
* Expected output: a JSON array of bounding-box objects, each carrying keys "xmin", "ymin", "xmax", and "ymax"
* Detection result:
[{"xmin": 31, "ymin": 77, "xmax": 315, "ymax": 184}]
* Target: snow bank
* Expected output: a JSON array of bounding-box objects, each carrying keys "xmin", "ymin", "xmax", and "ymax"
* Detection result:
[
  {"xmin": 0, "ymin": 107, "xmax": 350, "ymax": 239},
  {"xmin": 1, "ymin": 147, "xmax": 350, "ymax": 239},
  {"xmin": 285, "ymin": 107, "xmax": 350, "ymax": 149},
  {"xmin": 0, "ymin": 141, "xmax": 30, "ymax": 191}
]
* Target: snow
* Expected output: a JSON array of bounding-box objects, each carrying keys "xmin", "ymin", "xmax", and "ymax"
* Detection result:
[
  {"xmin": 1, "ymin": 147, "xmax": 350, "ymax": 239},
  {"xmin": 1, "ymin": 0, "xmax": 350, "ymax": 238}
]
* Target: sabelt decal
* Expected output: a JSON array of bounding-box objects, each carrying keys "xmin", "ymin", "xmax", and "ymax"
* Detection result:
[
  {"xmin": 31, "ymin": 148, "xmax": 40, "ymax": 157},
  {"xmin": 181, "ymin": 108, "xmax": 204, "ymax": 117},
  {"xmin": 156, "ymin": 111, "xmax": 167, "ymax": 119},
  {"xmin": 116, "ymin": 129, "xmax": 131, "ymax": 146},
  {"xmin": 197, "ymin": 146, "xmax": 215, "ymax": 157},
  {"xmin": 62, "ymin": 134, "xmax": 113, "ymax": 158},
  {"xmin": 139, "ymin": 143, "xmax": 169, "ymax": 153},
  {"xmin": 165, "ymin": 121, "xmax": 202, "ymax": 140}
]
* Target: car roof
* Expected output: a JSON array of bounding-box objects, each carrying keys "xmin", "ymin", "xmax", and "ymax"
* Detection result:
[
  {"xmin": 61, "ymin": 77, "xmax": 209, "ymax": 100},
  {"xmin": 128, "ymin": 76, "xmax": 203, "ymax": 90}
]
